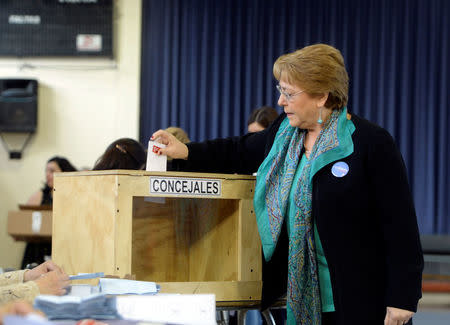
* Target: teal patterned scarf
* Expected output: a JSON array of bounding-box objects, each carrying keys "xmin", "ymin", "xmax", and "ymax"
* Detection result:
[{"xmin": 254, "ymin": 108, "xmax": 349, "ymax": 324}]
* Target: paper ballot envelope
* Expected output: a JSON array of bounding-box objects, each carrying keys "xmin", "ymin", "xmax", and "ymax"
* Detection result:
[{"xmin": 146, "ymin": 140, "xmax": 167, "ymax": 171}]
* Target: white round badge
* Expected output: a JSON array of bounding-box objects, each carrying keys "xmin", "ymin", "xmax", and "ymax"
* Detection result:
[{"xmin": 331, "ymin": 161, "xmax": 349, "ymax": 177}]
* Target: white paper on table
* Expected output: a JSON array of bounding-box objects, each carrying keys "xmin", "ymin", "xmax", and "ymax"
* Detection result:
[
  {"xmin": 99, "ymin": 278, "xmax": 158, "ymax": 295},
  {"xmin": 68, "ymin": 284, "xmax": 100, "ymax": 296},
  {"xmin": 146, "ymin": 140, "xmax": 167, "ymax": 172},
  {"xmin": 116, "ymin": 294, "xmax": 216, "ymax": 325},
  {"xmin": 35, "ymin": 293, "xmax": 105, "ymax": 304}
]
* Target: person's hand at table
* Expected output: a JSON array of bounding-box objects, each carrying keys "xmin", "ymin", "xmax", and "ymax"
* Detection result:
[
  {"xmin": 0, "ymin": 301, "xmax": 44, "ymax": 325},
  {"xmin": 151, "ymin": 130, "xmax": 189, "ymax": 160},
  {"xmin": 34, "ymin": 270, "xmax": 70, "ymax": 296},
  {"xmin": 384, "ymin": 306, "xmax": 414, "ymax": 325},
  {"xmin": 23, "ymin": 260, "xmax": 63, "ymax": 282}
]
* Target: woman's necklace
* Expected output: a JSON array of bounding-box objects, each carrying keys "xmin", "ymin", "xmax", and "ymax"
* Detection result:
[
  {"xmin": 304, "ymin": 130, "xmax": 319, "ymax": 159},
  {"xmin": 304, "ymin": 147, "xmax": 311, "ymax": 159}
]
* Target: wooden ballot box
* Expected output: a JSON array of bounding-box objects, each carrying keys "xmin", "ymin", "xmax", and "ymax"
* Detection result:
[{"xmin": 52, "ymin": 170, "xmax": 262, "ymax": 303}]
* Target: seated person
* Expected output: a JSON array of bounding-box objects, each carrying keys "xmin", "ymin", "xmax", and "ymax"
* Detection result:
[
  {"xmin": 27, "ymin": 156, "xmax": 77, "ymax": 206},
  {"xmin": 23, "ymin": 157, "xmax": 77, "ymax": 268},
  {"xmin": 0, "ymin": 301, "xmax": 43, "ymax": 324},
  {"xmin": 0, "ymin": 261, "xmax": 69, "ymax": 305},
  {"xmin": 247, "ymin": 106, "xmax": 279, "ymax": 133},
  {"xmin": 93, "ymin": 138, "xmax": 146, "ymax": 170}
]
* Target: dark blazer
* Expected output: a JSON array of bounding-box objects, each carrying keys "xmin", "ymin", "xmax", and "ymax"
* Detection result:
[{"xmin": 172, "ymin": 112, "xmax": 423, "ymax": 324}]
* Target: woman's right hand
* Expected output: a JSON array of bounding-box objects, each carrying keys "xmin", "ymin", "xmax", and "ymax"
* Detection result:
[
  {"xmin": 151, "ymin": 130, "xmax": 189, "ymax": 160},
  {"xmin": 34, "ymin": 270, "xmax": 70, "ymax": 296}
]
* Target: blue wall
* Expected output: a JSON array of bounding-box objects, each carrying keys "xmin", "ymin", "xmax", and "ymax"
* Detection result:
[{"xmin": 140, "ymin": 0, "xmax": 450, "ymax": 234}]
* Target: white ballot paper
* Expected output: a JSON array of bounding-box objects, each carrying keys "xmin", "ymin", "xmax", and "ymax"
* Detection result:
[
  {"xmin": 116, "ymin": 294, "xmax": 216, "ymax": 325},
  {"xmin": 99, "ymin": 278, "xmax": 159, "ymax": 295},
  {"xmin": 146, "ymin": 140, "xmax": 167, "ymax": 172}
]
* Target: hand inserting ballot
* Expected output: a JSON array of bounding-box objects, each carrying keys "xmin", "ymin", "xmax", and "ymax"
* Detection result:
[{"xmin": 150, "ymin": 130, "xmax": 189, "ymax": 160}]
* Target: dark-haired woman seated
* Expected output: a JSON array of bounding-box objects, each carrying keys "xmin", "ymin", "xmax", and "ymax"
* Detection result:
[{"xmin": 23, "ymin": 157, "xmax": 76, "ymax": 268}]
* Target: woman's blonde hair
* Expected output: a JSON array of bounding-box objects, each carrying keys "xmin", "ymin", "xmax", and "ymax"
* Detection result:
[
  {"xmin": 165, "ymin": 126, "xmax": 190, "ymax": 144},
  {"xmin": 273, "ymin": 44, "xmax": 349, "ymax": 109}
]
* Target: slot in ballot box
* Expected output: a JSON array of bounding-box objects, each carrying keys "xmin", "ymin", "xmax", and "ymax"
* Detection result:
[{"xmin": 52, "ymin": 170, "xmax": 262, "ymax": 303}]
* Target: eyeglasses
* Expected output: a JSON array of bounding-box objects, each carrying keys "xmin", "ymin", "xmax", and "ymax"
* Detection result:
[{"xmin": 276, "ymin": 84, "xmax": 305, "ymax": 102}]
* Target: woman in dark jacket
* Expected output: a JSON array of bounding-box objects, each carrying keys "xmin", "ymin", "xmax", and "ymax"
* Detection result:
[{"xmin": 151, "ymin": 44, "xmax": 423, "ymax": 325}]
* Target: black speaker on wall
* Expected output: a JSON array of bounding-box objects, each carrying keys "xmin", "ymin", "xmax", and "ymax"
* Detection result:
[{"xmin": 0, "ymin": 79, "xmax": 37, "ymax": 133}]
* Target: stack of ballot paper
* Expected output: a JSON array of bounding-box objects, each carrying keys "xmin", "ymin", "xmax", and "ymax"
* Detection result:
[
  {"xmin": 34, "ymin": 277, "xmax": 160, "ymax": 320},
  {"xmin": 34, "ymin": 294, "xmax": 117, "ymax": 320}
]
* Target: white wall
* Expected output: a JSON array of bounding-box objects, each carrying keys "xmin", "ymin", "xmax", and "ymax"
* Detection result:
[{"xmin": 0, "ymin": 0, "xmax": 142, "ymax": 268}]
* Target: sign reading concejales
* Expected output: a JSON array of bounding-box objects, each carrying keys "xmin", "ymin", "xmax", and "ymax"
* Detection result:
[{"xmin": 149, "ymin": 176, "xmax": 222, "ymax": 197}]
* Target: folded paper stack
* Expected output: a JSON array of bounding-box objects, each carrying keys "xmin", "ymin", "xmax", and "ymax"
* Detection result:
[
  {"xmin": 34, "ymin": 277, "xmax": 160, "ymax": 320},
  {"xmin": 34, "ymin": 294, "xmax": 117, "ymax": 320}
]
